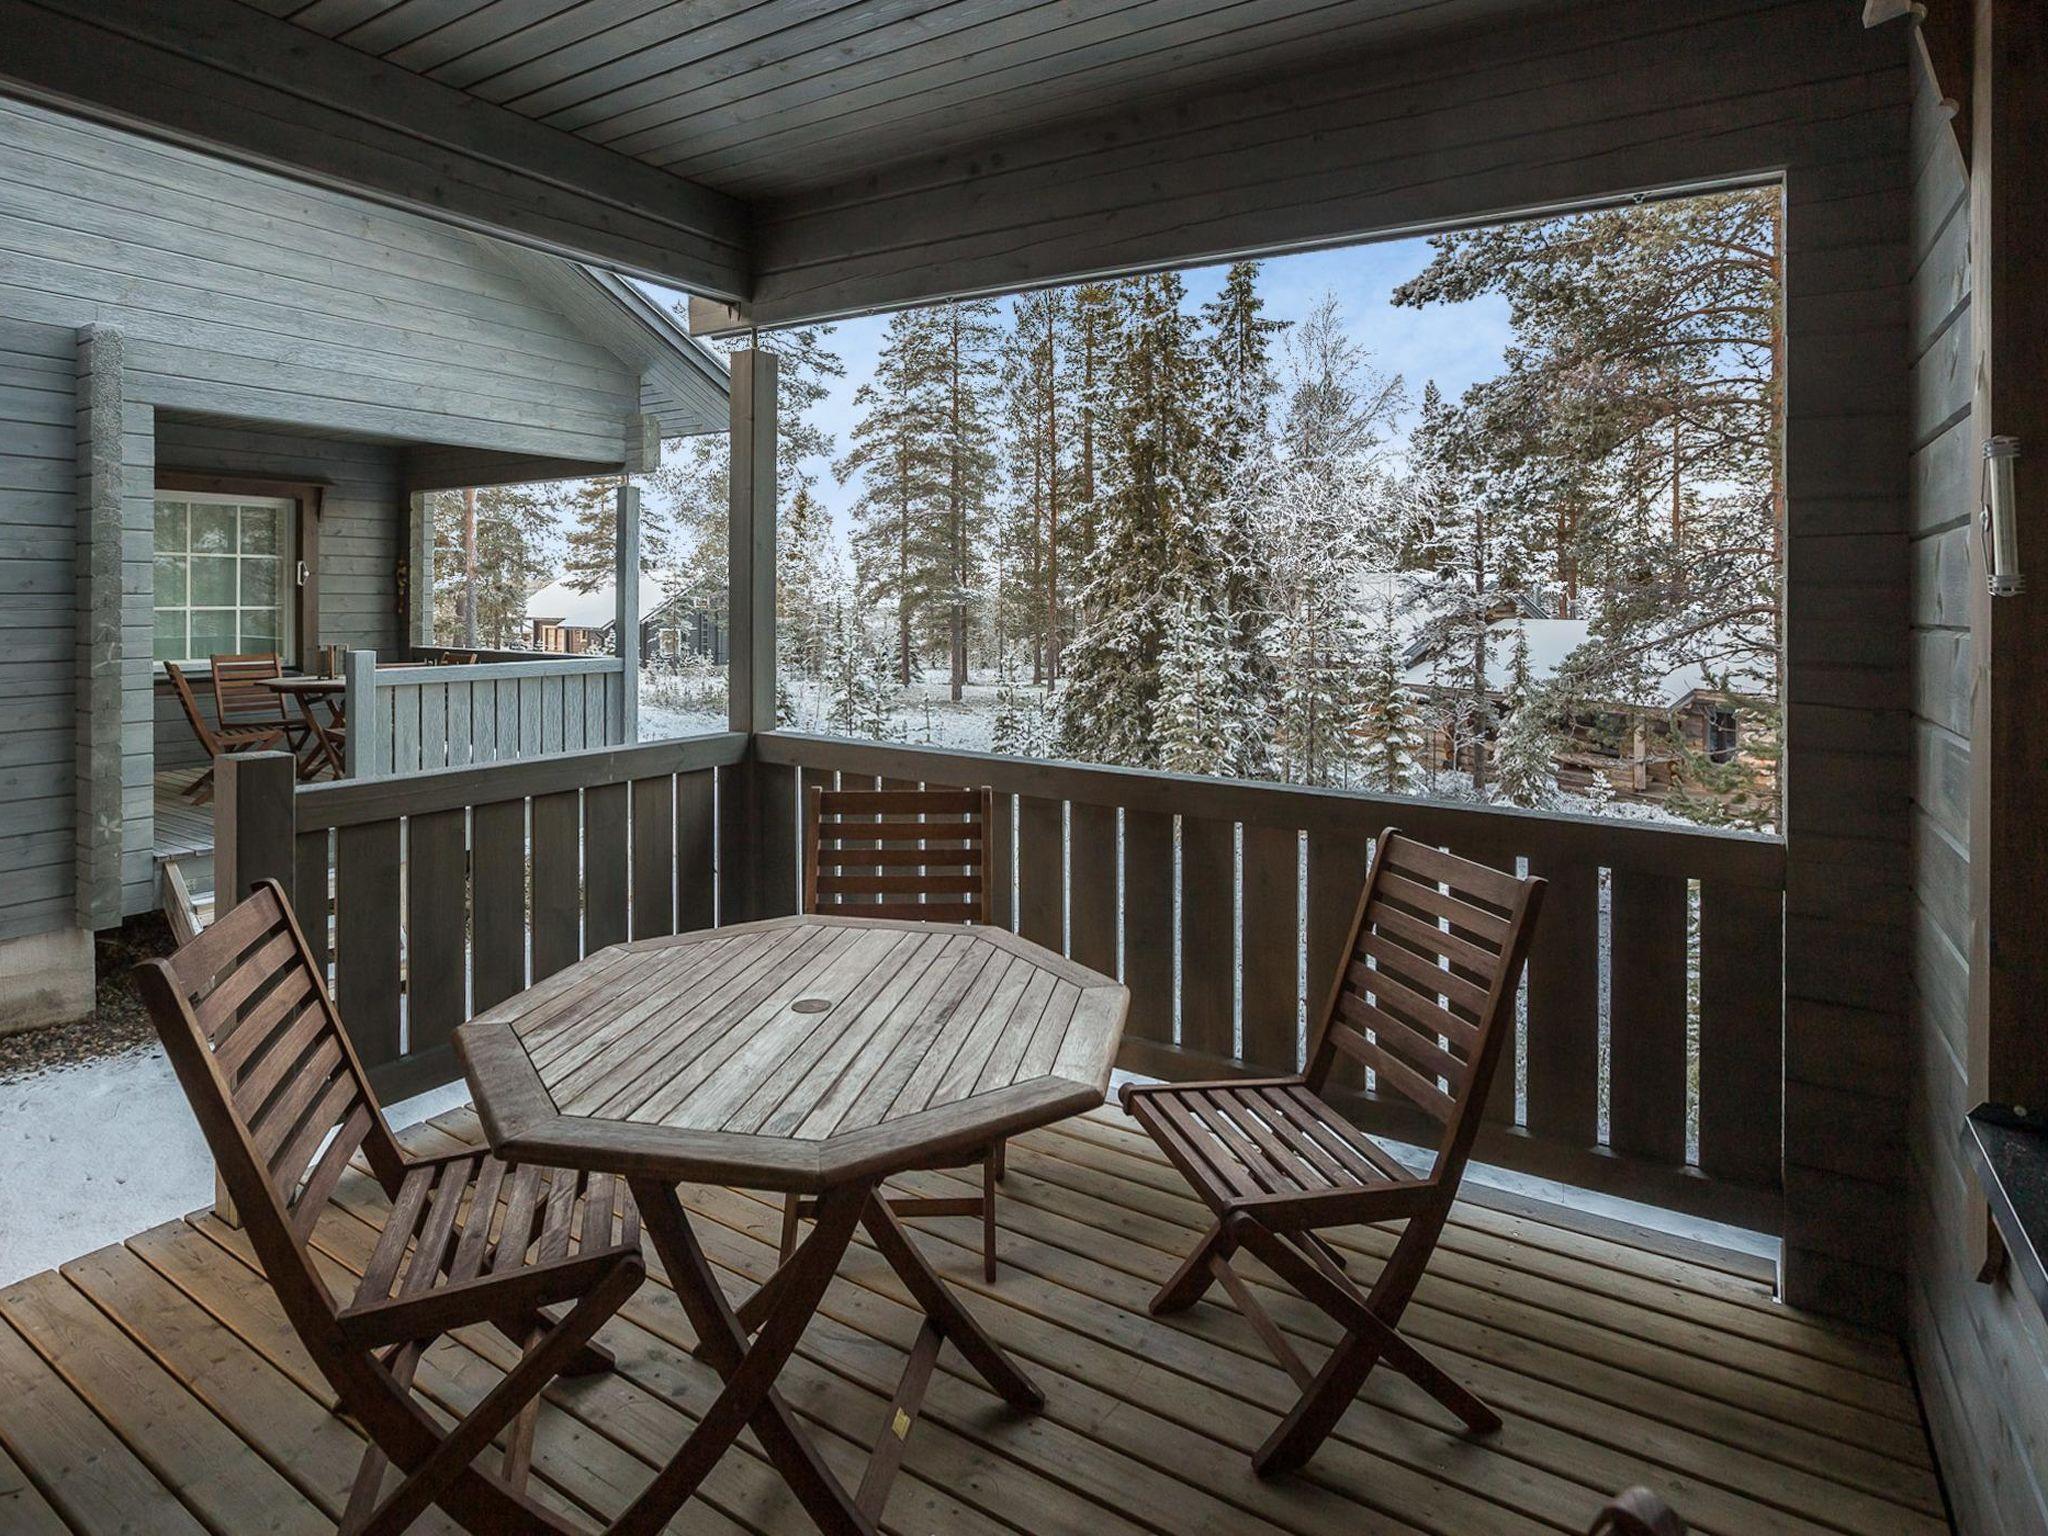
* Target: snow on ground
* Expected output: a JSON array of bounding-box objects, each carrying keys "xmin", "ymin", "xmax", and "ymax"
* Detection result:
[{"xmin": 0, "ymin": 1045, "xmax": 472, "ymax": 1287}]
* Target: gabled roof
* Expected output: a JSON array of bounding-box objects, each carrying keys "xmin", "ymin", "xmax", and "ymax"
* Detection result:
[
  {"xmin": 525, "ymin": 574, "xmax": 669, "ymax": 631},
  {"xmin": 480, "ymin": 240, "xmax": 729, "ymax": 441}
]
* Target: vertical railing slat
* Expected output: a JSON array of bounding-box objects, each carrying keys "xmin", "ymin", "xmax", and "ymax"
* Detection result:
[
  {"xmin": 1179, "ymin": 816, "xmax": 1235, "ymax": 1063},
  {"xmin": 405, "ymin": 807, "xmax": 467, "ymax": 1056},
  {"xmin": 676, "ymin": 768, "xmax": 716, "ymax": 932},
  {"xmin": 470, "ymin": 799, "xmax": 526, "ymax": 1012},
  {"xmin": 1016, "ymin": 796, "xmax": 1063, "ymax": 951},
  {"xmin": 1524, "ymin": 859, "xmax": 1601, "ymax": 1148},
  {"xmin": 1305, "ymin": 828, "xmax": 1371, "ymax": 1093},
  {"xmin": 333, "ymin": 819, "xmax": 402, "ymax": 1067},
  {"xmin": 1067, "ymin": 802, "xmax": 1117, "ymax": 977},
  {"xmin": 1699, "ymin": 879, "xmax": 1785, "ymax": 1188},
  {"xmin": 631, "ymin": 775, "xmax": 676, "ymax": 940},
  {"xmin": 583, "ymin": 781, "xmax": 631, "ymax": 950},
  {"xmin": 446, "ymin": 683, "xmax": 471, "ymax": 769},
  {"xmin": 530, "ymin": 789, "xmax": 581, "ymax": 982},
  {"xmin": 1609, "ymin": 868, "xmax": 1689, "ymax": 1165},
  {"xmin": 1121, "ymin": 810, "xmax": 1173, "ymax": 1050},
  {"xmin": 1239, "ymin": 823, "xmax": 1300, "ymax": 1074},
  {"xmin": 986, "ymin": 791, "xmax": 1015, "ymax": 932}
]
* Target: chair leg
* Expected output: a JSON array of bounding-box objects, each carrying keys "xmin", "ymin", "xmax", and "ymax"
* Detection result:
[
  {"xmin": 354, "ymin": 1257, "xmax": 643, "ymax": 1536},
  {"xmin": 1150, "ymin": 1218, "xmax": 1233, "ymax": 1315},
  {"xmin": 982, "ymin": 1147, "xmax": 998, "ymax": 1283},
  {"xmin": 780, "ymin": 1191, "xmax": 802, "ymax": 1262},
  {"xmin": 493, "ymin": 1308, "xmax": 615, "ymax": 1377},
  {"xmin": 992, "ymin": 1140, "xmax": 1007, "ymax": 1182}
]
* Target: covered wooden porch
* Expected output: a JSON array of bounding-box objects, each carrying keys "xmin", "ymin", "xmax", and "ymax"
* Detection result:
[{"xmin": 0, "ymin": 1105, "xmax": 1939, "ymax": 1536}]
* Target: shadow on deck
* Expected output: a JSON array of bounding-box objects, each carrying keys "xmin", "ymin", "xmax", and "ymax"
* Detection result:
[{"xmin": 0, "ymin": 1107, "xmax": 1943, "ymax": 1536}]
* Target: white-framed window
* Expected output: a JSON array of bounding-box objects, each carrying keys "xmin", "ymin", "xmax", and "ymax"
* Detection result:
[{"xmin": 153, "ymin": 491, "xmax": 295, "ymax": 666}]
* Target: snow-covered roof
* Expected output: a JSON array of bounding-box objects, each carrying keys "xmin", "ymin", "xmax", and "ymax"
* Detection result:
[
  {"xmin": 1401, "ymin": 616, "xmax": 1716, "ymax": 708},
  {"xmin": 524, "ymin": 573, "xmax": 668, "ymax": 629}
]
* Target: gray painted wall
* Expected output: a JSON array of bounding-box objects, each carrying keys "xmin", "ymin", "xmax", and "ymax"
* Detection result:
[
  {"xmin": 0, "ymin": 94, "xmax": 687, "ymax": 934},
  {"xmin": 0, "ymin": 315, "xmax": 75, "ymax": 943},
  {"xmin": 1902, "ymin": 48, "xmax": 2048, "ymax": 1536}
]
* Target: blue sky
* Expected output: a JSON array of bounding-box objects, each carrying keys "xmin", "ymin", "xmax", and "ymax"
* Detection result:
[{"xmin": 648, "ymin": 234, "xmax": 1513, "ymax": 541}]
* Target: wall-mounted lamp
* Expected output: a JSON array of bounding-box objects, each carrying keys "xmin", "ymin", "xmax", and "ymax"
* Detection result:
[{"xmin": 1982, "ymin": 436, "xmax": 2023, "ymax": 597}]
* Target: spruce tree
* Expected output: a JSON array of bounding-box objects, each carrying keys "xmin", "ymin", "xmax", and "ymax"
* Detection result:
[
  {"xmin": 1059, "ymin": 273, "xmax": 1226, "ymax": 770},
  {"xmin": 998, "ymin": 288, "xmax": 1074, "ymax": 685},
  {"xmin": 1494, "ymin": 623, "xmax": 1559, "ymax": 807},
  {"xmin": 935, "ymin": 299, "xmax": 1003, "ymax": 701},
  {"xmin": 837, "ymin": 307, "xmax": 950, "ymax": 685},
  {"xmin": 561, "ymin": 475, "xmax": 670, "ymax": 595},
  {"xmin": 1356, "ymin": 600, "xmax": 1423, "ymax": 795}
]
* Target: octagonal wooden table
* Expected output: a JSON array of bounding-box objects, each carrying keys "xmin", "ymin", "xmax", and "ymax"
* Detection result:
[{"xmin": 455, "ymin": 913, "xmax": 1129, "ymax": 1536}]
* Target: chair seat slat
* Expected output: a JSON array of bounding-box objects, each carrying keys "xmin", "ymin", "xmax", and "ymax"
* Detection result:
[
  {"xmin": 1270, "ymin": 1087, "xmax": 1411, "ymax": 1184},
  {"xmin": 536, "ymin": 1170, "xmax": 580, "ymax": 1264},
  {"xmin": 399, "ymin": 1158, "xmax": 479, "ymax": 1299},
  {"xmin": 446, "ymin": 1157, "xmax": 511, "ymax": 1286},
  {"xmin": 816, "ymin": 900, "xmax": 981, "ymax": 921},
  {"xmin": 360, "ymin": 1163, "xmax": 438, "ymax": 1304},
  {"xmin": 1203, "ymin": 1090, "xmax": 1331, "ymax": 1192},
  {"xmin": 493, "ymin": 1164, "xmax": 546, "ymax": 1273},
  {"xmin": 815, "ymin": 818, "xmax": 982, "ymax": 842}
]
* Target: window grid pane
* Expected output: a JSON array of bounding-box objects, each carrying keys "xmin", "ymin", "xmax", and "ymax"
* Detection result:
[{"xmin": 154, "ymin": 496, "xmax": 289, "ymax": 666}]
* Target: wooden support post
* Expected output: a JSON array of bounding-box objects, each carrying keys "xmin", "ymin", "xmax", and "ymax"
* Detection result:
[
  {"xmin": 73, "ymin": 324, "xmax": 124, "ymax": 933},
  {"xmin": 210, "ymin": 748, "xmax": 296, "ymax": 1228},
  {"xmin": 727, "ymin": 348, "xmax": 778, "ymax": 737},
  {"xmin": 616, "ymin": 482, "xmax": 641, "ymax": 744},
  {"xmin": 407, "ymin": 491, "xmax": 433, "ymax": 653},
  {"xmin": 344, "ymin": 648, "xmax": 377, "ymax": 779}
]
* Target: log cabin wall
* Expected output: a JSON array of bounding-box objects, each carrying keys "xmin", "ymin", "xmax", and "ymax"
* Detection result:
[
  {"xmin": 753, "ymin": 0, "xmax": 1914, "ymax": 1329},
  {"xmin": 1903, "ymin": 15, "xmax": 2048, "ymax": 1533}
]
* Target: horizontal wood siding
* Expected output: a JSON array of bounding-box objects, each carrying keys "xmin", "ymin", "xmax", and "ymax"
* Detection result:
[
  {"xmin": 1900, "ymin": 44, "xmax": 2048, "ymax": 1536},
  {"xmin": 0, "ymin": 98, "xmax": 646, "ymax": 462},
  {"xmin": 0, "ymin": 315, "xmax": 75, "ymax": 941}
]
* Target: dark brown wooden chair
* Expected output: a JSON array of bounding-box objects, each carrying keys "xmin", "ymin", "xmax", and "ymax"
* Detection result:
[
  {"xmin": 164, "ymin": 660, "xmax": 291, "ymax": 805},
  {"xmin": 1120, "ymin": 828, "xmax": 1544, "ymax": 1475},
  {"xmin": 212, "ymin": 651, "xmax": 319, "ymax": 774},
  {"xmin": 782, "ymin": 784, "xmax": 1005, "ymax": 1280},
  {"xmin": 135, "ymin": 880, "xmax": 645, "ymax": 1536}
]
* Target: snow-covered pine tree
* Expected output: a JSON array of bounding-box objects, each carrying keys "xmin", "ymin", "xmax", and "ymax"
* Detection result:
[
  {"xmin": 1200, "ymin": 261, "xmax": 1287, "ymax": 774},
  {"xmin": 1261, "ymin": 293, "xmax": 1405, "ymax": 787},
  {"xmin": 1059, "ymin": 273, "xmax": 1229, "ymax": 770},
  {"xmin": 1156, "ymin": 587, "xmax": 1256, "ymax": 777},
  {"xmin": 1064, "ymin": 281, "xmax": 1118, "ymax": 640},
  {"xmin": 824, "ymin": 600, "xmax": 895, "ymax": 740},
  {"xmin": 837, "ymin": 308, "xmax": 950, "ymax": 686},
  {"xmin": 1355, "ymin": 598, "xmax": 1423, "ymax": 795},
  {"xmin": 998, "ymin": 287, "xmax": 1075, "ymax": 686},
  {"xmin": 1404, "ymin": 383, "xmax": 1524, "ymax": 794},
  {"xmin": 935, "ymin": 299, "xmax": 1003, "ymax": 701},
  {"xmin": 1493, "ymin": 622, "xmax": 1560, "ymax": 808}
]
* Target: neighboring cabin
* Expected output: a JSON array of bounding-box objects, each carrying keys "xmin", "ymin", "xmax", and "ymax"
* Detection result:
[
  {"xmin": 524, "ymin": 574, "xmax": 728, "ymax": 665},
  {"xmin": 0, "ymin": 98, "xmax": 725, "ymax": 1028}
]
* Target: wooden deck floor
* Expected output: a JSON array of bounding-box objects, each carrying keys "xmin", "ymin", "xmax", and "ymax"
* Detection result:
[
  {"xmin": 0, "ymin": 1106, "xmax": 1944, "ymax": 1536},
  {"xmin": 153, "ymin": 768, "xmax": 213, "ymax": 861}
]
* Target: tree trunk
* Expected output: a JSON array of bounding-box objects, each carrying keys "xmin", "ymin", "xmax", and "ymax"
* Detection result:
[{"xmin": 461, "ymin": 486, "xmax": 478, "ymax": 648}]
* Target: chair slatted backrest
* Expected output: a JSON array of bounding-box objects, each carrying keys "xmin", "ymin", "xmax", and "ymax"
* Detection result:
[
  {"xmin": 804, "ymin": 785, "xmax": 994, "ymax": 924},
  {"xmin": 211, "ymin": 652, "xmax": 290, "ymax": 729},
  {"xmin": 135, "ymin": 881, "xmax": 405, "ymax": 1329},
  {"xmin": 1306, "ymin": 829, "xmax": 1544, "ymax": 1183},
  {"xmin": 163, "ymin": 662, "xmax": 223, "ymax": 758}
]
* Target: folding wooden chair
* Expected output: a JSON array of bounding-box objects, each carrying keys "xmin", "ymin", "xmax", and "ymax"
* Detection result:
[
  {"xmin": 781, "ymin": 783, "xmax": 1006, "ymax": 1280},
  {"xmin": 1121, "ymin": 828, "xmax": 1544, "ymax": 1475},
  {"xmin": 164, "ymin": 660, "xmax": 292, "ymax": 805},
  {"xmin": 135, "ymin": 880, "xmax": 645, "ymax": 1536}
]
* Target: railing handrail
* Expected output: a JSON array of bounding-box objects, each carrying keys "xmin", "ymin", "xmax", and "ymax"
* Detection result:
[
  {"xmin": 756, "ymin": 731, "xmax": 1785, "ymax": 889},
  {"xmin": 373, "ymin": 656, "xmax": 624, "ymax": 685},
  {"xmin": 299, "ymin": 730, "xmax": 746, "ymax": 830}
]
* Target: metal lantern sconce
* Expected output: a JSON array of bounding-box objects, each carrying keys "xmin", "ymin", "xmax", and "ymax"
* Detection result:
[{"xmin": 1982, "ymin": 436, "xmax": 2023, "ymax": 597}]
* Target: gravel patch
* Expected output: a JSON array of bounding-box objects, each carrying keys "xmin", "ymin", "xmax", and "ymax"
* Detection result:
[{"xmin": 0, "ymin": 914, "xmax": 174, "ymax": 1083}]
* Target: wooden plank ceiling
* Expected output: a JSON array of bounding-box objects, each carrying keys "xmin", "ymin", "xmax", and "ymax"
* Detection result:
[{"xmin": 244, "ymin": 0, "xmax": 1566, "ymax": 201}]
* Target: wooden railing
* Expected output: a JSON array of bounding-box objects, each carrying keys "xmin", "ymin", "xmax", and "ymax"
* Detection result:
[
  {"xmin": 212, "ymin": 734, "xmax": 745, "ymax": 1095},
  {"xmin": 212, "ymin": 727, "xmax": 1788, "ymax": 1228},
  {"xmin": 753, "ymin": 733, "xmax": 1788, "ymax": 1230},
  {"xmin": 343, "ymin": 650, "xmax": 633, "ymax": 780}
]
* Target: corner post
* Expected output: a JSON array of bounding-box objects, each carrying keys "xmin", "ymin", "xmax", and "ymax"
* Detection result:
[
  {"xmin": 721, "ymin": 348, "xmax": 786, "ymax": 925},
  {"xmin": 407, "ymin": 490, "xmax": 433, "ymax": 653},
  {"xmin": 344, "ymin": 649, "xmax": 377, "ymax": 779},
  {"xmin": 213, "ymin": 751, "xmax": 298, "ymax": 914},
  {"xmin": 727, "ymin": 348, "xmax": 778, "ymax": 735},
  {"xmin": 616, "ymin": 480, "xmax": 641, "ymax": 743}
]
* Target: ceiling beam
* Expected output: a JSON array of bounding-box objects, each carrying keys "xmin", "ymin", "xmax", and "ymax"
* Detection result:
[{"xmin": 0, "ymin": 0, "xmax": 753, "ymax": 298}]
